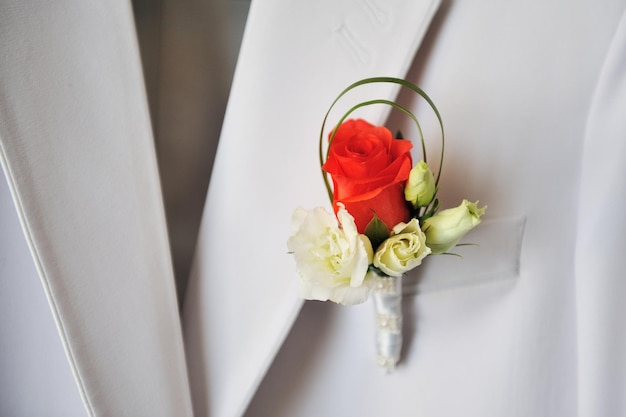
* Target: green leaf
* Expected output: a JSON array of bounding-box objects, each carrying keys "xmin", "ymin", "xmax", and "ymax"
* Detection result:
[
  {"xmin": 395, "ymin": 130, "xmax": 404, "ymax": 139},
  {"xmin": 368, "ymin": 264, "xmax": 387, "ymax": 277},
  {"xmin": 454, "ymin": 243, "xmax": 480, "ymax": 247},
  {"xmin": 364, "ymin": 213, "xmax": 389, "ymax": 250},
  {"xmin": 439, "ymin": 252, "xmax": 464, "ymax": 259}
]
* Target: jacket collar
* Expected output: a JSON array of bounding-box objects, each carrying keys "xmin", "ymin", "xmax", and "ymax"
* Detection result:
[{"xmin": 182, "ymin": 0, "xmax": 441, "ymax": 415}]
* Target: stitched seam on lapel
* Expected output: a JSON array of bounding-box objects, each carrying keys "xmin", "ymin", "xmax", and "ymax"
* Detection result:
[{"xmin": 0, "ymin": 141, "xmax": 96, "ymax": 417}]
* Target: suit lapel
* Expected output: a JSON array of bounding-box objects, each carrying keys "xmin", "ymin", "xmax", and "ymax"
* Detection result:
[
  {"xmin": 182, "ymin": 0, "xmax": 441, "ymax": 416},
  {"xmin": 575, "ymin": 10, "xmax": 626, "ymax": 415},
  {"xmin": 0, "ymin": 2, "xmax": 193, "ymax": 416}
]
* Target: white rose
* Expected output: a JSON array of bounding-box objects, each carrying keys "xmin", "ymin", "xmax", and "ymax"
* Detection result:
[
  {"xmin": 373, "ymin": 218, "xmax": 431, "ymax": 277},
  {"xmin": 287, "ymin": 204, "xmax": 374, "ymax": 305}
]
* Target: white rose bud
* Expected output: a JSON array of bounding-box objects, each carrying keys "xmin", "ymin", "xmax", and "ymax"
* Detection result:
[
  {"xmin": 404, "ymin": 160, "xmax": 436, "ymax": 207},
  {"xmin": 421, "ymin": 200, "xmax": 486, "ymax": 254},
  {"xmin": 373, "ymin": 218, "xmax": 431, "ymax": 277},
  {"xmin": 287, "ymin": 204, "xmax": 374, "ymax": 305}
]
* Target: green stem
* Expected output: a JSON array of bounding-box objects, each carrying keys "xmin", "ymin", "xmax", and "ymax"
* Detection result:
[{"xmin": 327, "ymin": 100, "xmax": 426, "ymax": 161}]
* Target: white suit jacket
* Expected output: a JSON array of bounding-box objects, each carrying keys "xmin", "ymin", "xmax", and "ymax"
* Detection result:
[{"xmin": 1, "ymin": 1, "xmax": 625, "ymax": 417}]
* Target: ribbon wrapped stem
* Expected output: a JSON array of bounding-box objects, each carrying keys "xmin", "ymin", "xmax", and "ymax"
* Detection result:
[{"xmin": 371, "ymin": 272, "xmax": 403, "ymax": 372}]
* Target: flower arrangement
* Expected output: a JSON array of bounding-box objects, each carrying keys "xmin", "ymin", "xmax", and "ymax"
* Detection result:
[
  {"xmin": 288, "ymin": 77, "xmax": 486, "ymax": 305},
  {"xmin": 287, "ymin": 77, "xmax": 485, "ymax": 370}
]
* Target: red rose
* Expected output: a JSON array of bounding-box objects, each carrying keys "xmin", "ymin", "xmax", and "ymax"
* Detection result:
[{"xmin": 322, "ymin": 119, "xmax": 413, "ymax": 233}]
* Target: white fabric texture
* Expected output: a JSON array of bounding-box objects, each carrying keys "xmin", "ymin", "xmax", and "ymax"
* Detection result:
[
  {"xmin": 1, "ymin": 1, "xmax": 625, "ymax": 417},
  {"xmin": 182, "ymin": 1, "xmax": 440, "ymax": 416},
  {"xmin": 576, "ymin": 10, "xmax": 626, "ymax": 417},
  {"xmin": 243, "ymin": 1, "xmax": 626, "ymax": 416},
  {"xmin": 1, "ymin": 166, "xmax": 86, "ymax": 416},
  {"xmin": 0, "ymin": 2, "xmax": 193, "ymax": 416}
]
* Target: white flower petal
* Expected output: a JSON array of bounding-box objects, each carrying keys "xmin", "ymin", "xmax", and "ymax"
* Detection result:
[
  {"xmin": 374, "ymin": 220, "xmax": 431, "ymax": 276},
  {"xmin": 288, "ymin": 206, "xmax": 373, "ymax": 305}
]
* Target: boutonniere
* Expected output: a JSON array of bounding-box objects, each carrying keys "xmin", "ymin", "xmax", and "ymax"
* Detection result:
[{"xmin": 287, "ymin": 77, "xmax": 486, "ymax": 371}]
